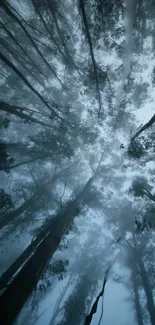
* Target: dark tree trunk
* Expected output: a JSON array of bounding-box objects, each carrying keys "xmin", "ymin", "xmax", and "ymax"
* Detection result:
[
  {"xmin": 59, "ymin": 274, "xmax": 90, "ymax": 325},
  {"xmin": 143, "ymin": 188, "xmax": 155, "ymax": 203},
  {"xmin": 0, "ymin": 178, "xmax": 92, "ymax": 325},
  {"xmin": 0, "ymin": 19, "xmax": 45, "ymax": 77},
  {"xmin": 0, "ymin": 163, "xmax": 76, "ymax": 290},
  {"xmin": 0, "ymin": 152, "xmax": 49, "ymax": 171},
  {"xmin": 0, "ymin": 51, "xmax": 60, "ymax": 119},
  {"xmin": 79, "ymin": 0, "xmax": 102, "ymax": 119},
  {"xmin": 131, "ymin": 114, "xmax": 155, "ymax": 141},
  {"xmin": 0, "ymin": 36, "xmax": 40, "ymax": 82},
  {"xmin": 32, "ymin": 0, "xmax": 67, "ymax": 61},
  {"xmin": 0, "ymin": 194, "xmax": 36, "ymax": 230},
  {"xmin": 133, "ymin": 236, "xmax": 155, "ymax": 325},
  {"xmin": 138, "ymin": 259, "xmax": 155, "ymax": 325},
  {"xmin": 0, "ymin": 163, "xmax": 73, "ymax": 230},
  {"xmin": 46, "ymin": 0, "xmax": 72, "ymax": 62},
  {"xmin": 131, "ymin": 268, "xmax": 144, "ymax": 325},
  {"xmin": 1, "ymin": 0, "xmax": 70, "ymax": 95},
  {"xmin": 0, "ymin": 101, "xmax": 53, "ymax": 128}
]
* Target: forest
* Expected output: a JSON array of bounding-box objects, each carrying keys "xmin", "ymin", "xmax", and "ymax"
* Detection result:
[{"xmin": 0, "ymin": 0, "xmax": 155, "ymax": 324}]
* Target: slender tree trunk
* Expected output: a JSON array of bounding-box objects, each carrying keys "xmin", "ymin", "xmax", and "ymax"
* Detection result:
[
  {"xmin": 131, "ymin": 268, "xmax": 144, "ymax": 325},
  {"xmin": 132, "ymin": 235, "xmax": 155, "ymax": 325},
  {"xmin": 131, "ymin": 114, "xmax": 155, "ymax": 141},
  {"xmin": 138, "ymin": 259, "xmax": 155, "ymax": 325},
  {"xmin": 79, "ymin": 0, "xmax": 102, "ymax": 120},
  {"xmin": 0, "ymin": 19, "xmax": 45, "ymax": 77},
  {"xmin": 32, "ymin": 0, "xmax": 67, "ymax": 61},
  {"xmin": 59, "ymin": 274, "xmax": 90, "ymax": 325},
  {"xmin": 49, "ymin": 275, "xmax": 72, "ymax": 324},
  {"xmin": 0, "ymin": 51, "xmax": 61, "ymax": 119},
  {"xmin": 0, "ymin": 152, "xmax": 49, "ymax": 171},
  {"xmin": 1, "ymin": 0, "xmax": 70, "ymax": 95},
  {"xmin": 46, "ymin": 0, "xmax": 72, "ymax": 62},
  {"xmin": 143, "ymin": 188, "xmax": 155, "ymax": 203},
  {"xmin": 0, "ymin": 163, "xmax": 74, "ymax": 231},
  {"xmin": 0, "ymin": 101, "xmax": 53, "ymax": 128},
  {"xmin": 0, "ymin": 36, "xmax": 41, "ymax": 83},
  {"xmin": 0, "ymin": 163, "xmax": 75, "ymax": 241},
  {"xmin": 0, "ymin": 178, "xmax": 92, "ymax": 325},
  {"xmin": 0, "ymin": 193, "xmax": 36, "ymax": 230}
]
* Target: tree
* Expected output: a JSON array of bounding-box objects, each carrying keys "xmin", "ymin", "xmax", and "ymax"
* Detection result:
[
  {"xmin": 1, "ymin": 0, "xmax": 155, "ymax": 324},
  {"xmin": 0, "ymin": 176, "xmax": 94, "ymax": 324},
  {"xmin": 126, "ymin": 219, "xmax": 155, "ymax": 325},
  {"xmin": 130, "ymin": 176, "xmax": 155, "ymax": 203},
  {"xmin": 131, "ymin": 267, "xmax": 144, "ymax": 325},
  {"xmin": 0, "ymin": 189, "xmax": 13, "ymax": 218}
]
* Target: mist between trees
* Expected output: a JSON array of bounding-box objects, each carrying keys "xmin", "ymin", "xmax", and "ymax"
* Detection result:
[{"xmin": 0, "ymin": 1, "xmax": 155, "ymax": 325}]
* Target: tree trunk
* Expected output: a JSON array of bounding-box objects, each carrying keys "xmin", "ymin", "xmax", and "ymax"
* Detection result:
[
  {"xmin": 133, "ymin": 235, "xmax": 155, "ymax": 325},
  {"xmin": 49, "ymin": 275, "xmax": 72, "ymax": 325},
  {"xmin": 0, "ymin": 152, "xmax": 49, "ymax": 171},
  {"xmin": 79, "ymin": 0, "xmax": 102, "ymax": 120},
  {"xmin": 0, "ymin": 101, "xmax": 53, "ymax": 128},
  {"xmin": 0, "ymin": 35, "xmax": 41, "ymax": 83},
  {"xmin": 143, "ymin": 188, "xmax": 155, "ymax": 203},
  {"xmin": 0, "ymin": 164, "xmax": 75, "ymax": 290},
  {"xmin": 1, "ymin": 0, "xmax": 70, "ymax": 96},
  {"xmin": 59, "ymin": 274, "xmax": 90, "ymax": 325},
  {"xmin": 131, "ymin": 114, "xmax": 155, "ymax": 141},
  {"xmin": 0, "ymin": 51, "xmax": 60, "ymax": 119},
  {"xmin": 32, "ymin": 0, "xmax": 67, "ymax": 61},
  {"xmin": 131, "ymin": 268, "xmax": 144, "ymax": 325},
  {"xmin": 0, "ymin": 19, "xmax": 45, "ymax": 77},
  {"xmin": 138, "ymin": 259, "xmax": 155, "ymax": 325},
  {"xmin": 0, "ymin": 178, "xmax": 92, "ymax": 325},
  {"xmin": 0, "ymin": 163, "xmax": 74, "ymax": 230},
  {"xmin": 0, "ymin": 193, "xmax": 36, "ymax": 230},
  {"xmin": 46, "ymin": 0, "xmax": 72, "ymax": 62}
]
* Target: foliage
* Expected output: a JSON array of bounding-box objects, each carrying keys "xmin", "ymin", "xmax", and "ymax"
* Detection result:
[
  {"xmin": 0, "ymin": 143, "xmax": 14, "ymax": 171},
  {"xmin": 128, "ymin": 140, "xmax": 145, "ymax": 159},
  {"xmin": 0, "ymin": 117, "xmax": 9, "ymax": 129},
  {"xmin": 129, "ymin": 177, "xmax": 152, "ymax": 198},
  {"xmin": 1, "ymin": 0, "xmax": 155, "ymax": 324},
  {"xmin": 38, "ymin": 259, "xmax": 69, "ymax": 292},
  {"xmin": 0, "ymin": 189, "xmax": 13, "ymax": 216}
]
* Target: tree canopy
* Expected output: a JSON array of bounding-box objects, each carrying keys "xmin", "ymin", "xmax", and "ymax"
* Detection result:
[{"xmin": 0, "ymin": 1, "xmax": 155, "ymax": 325}]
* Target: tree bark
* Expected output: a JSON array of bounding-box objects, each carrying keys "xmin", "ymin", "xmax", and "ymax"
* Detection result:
[
  {"xmin": 0, "ymin": 19, "xmax": 45, "ymax": 77},
  {"xmin": 132, "ymin": 235, "xmax": 155, "ymax": 325},
  {"xmin": 143, "ymin": 188, "xmax": 155, "ymax": 203},
  {"xmin": 0, "ymin": 0, "xmax": 70, "ymax": 96},
  {"xmin": 131, "ymin": 114, "xmax": 155, "ymax": 141},
  {"xmin": 0, "ymin": 101, "xmax": 53, "ymax": 128},
  {"xmin": 0, "ymin": 163, "xmax": 74, "ymax": 230},
  {"xmin": 138, "ymin": 259, "xmax": 155, "ymax": 325},
  {"xmin": 0, "ymin": 193, "xmax": 36, "ymax": 230},
  {"xmin": 131, "ymin": 268, "xmax": 144, "ymax": 325},
  {"xmin": 0, "ymin": 178, "xmax": 92, "ymax": 325},
  {"xmin": 0, "ymin": 152, "xmax": 49, "ymax": 171},
  {"xmin": 79, "ymin": 0, "xmax": 102, "ymax": 120},
  {"xmin": 46, "ymin": 0, "xmax": 73, "ymax": 63},
  {"xmin": 0, "ymin": 51, "xmax": 61, "ymax": 119},
  {"xmin": 32, "ymin": 0, "xmax": 67, "ymax": 61}
]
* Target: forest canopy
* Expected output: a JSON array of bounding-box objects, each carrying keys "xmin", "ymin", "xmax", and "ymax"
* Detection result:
[{"xmin": 0, "ymin": 1, "xmax": 155, "ymax": 325}]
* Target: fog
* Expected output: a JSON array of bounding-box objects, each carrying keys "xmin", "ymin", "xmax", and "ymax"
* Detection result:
[{"xmin": 0, "ymin": 1, "xmax": 155, "ymax": 325}]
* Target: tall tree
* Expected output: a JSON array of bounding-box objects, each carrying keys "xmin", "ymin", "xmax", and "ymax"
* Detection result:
[{"xmin": 0, "ymin": 176, "xmax": 95, "ymax": 324}]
